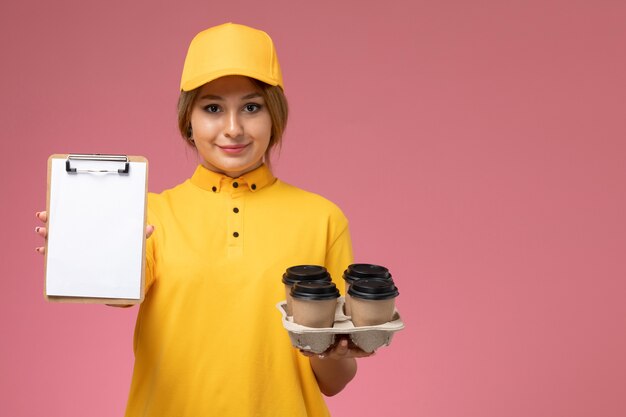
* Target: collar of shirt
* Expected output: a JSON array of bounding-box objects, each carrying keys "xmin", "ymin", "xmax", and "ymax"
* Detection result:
[{"xmin": 190, "ymin": 164, "xmax": 276, "ymax": 193}]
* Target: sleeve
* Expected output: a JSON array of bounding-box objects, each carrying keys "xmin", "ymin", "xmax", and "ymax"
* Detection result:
[
  {"xmin": 324, "ymin": 210, "xmax": 354, "ymax": 294},
  {"xmin": 144, "ymin": 232, "xmax": 156, "ymax": 294},
  {"xmin": 144, "ymin": 194, "xmax": 161, "ymax": 295}
]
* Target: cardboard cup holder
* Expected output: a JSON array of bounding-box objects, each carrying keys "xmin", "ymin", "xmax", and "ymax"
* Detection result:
[{"xmin": 277, "ymin": 297, "xmax": 404, "ymax": 354}]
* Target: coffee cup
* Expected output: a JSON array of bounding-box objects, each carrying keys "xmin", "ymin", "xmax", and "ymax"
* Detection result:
[
  {"xmin": 343, "ymin": 264, "xmax": 392, "ymax": 316},
  {"xmin": 282, "ymin": 265, "xmax": 331, "ymax": 315},
  {"xmin": 291, "ymin": 281, "xmax": 340, "ymax": 328},
  {"xmin": 348, "ymin": 278, "xmax": 399, "ymax": 327}
]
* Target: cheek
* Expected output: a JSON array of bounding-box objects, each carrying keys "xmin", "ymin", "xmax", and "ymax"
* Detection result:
[
  {"xmin": 191, "ymin": 118, "xmax": 220, "ymax": 140},
  {"xmin": 259, "ymin": 116, "xmax": 273, "ymax": 143}
]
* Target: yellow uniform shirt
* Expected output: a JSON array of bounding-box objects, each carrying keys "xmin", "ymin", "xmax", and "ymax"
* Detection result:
[{"xmin": 125, "ymin": 164, "xmax": 353, "ymax": 417}]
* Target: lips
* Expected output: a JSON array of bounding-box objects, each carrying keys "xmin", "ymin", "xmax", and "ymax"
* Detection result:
[{"xmin": 218, "ymin": 143, "xmax": 249, "ymax": 154}]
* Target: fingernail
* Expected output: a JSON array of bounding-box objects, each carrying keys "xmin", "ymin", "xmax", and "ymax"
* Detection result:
[
  {"xmin": 35, "ymin": 247, "xmax": 40, "ymax": 252},
  {"xmin": 35, "ymin": 212, "xmax": 40, "ymax": 218},
  {"xmin": 35, "ymin": 227, "xmax": 40, "ymax": 233}
]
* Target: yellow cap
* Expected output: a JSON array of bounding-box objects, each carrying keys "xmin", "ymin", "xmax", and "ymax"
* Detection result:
[{"xmin": 180, "ymin": 23, "xmax": 284, "ymax": 91}]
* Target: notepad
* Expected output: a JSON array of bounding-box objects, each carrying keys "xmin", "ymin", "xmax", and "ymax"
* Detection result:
[{"xmin": 45, "ymin": 154, "xmax": 148, "ymax": 303}]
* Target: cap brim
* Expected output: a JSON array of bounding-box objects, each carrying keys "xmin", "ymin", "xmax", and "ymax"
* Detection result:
[{"xmin": 181, "ymin": 69, "xmax": 281, "ymax": 91}]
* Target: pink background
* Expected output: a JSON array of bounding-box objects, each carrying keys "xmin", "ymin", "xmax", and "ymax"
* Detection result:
[{"xmin": 1, "ymin": 1, "xmax": 625, "ymax": 416}]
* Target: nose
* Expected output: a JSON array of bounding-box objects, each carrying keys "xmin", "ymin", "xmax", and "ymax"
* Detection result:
[{"xmin": 224, "ymin": 110, "xmax": 243, "ymax": 138}]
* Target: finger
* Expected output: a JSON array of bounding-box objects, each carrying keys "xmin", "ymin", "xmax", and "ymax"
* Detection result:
[
  {"xmin": 324, "ymin": 339, "xmax": 349, "ymax": 359},
  {"xmin": 36, "ymin": 211, "xmax": 48, "ymax": 222},
  {"xmin": 146, "ymin": 224, "xmax": 154, "ymax": 238},
  {"xmin": 35, "ymin": 246, "xmax": 46, "ymax": 255},
  {"xmin": 335, "ymin": 339, "xmax": 349, "ymax": 356},
  {"xmin": 35, "ymin": 226, "xmax": 47, "ymax": 238}
]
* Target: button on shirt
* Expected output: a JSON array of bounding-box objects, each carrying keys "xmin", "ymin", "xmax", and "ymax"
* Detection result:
[
  {"xmin": 190, "ymin": 165, "xmax": 275, "ymax": 259},
  {"xmin": 126, "ymin": 164, "xmax": 353, "ymax": 417}
]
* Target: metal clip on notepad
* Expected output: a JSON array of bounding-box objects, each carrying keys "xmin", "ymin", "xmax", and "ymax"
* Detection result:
[{"xmin": 65, "ymin": 154, "xmax": 130, "ymax": 174}]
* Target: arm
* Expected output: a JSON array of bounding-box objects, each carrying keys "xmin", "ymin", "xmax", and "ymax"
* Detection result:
[
  {"xmin": 308, "ymin": 210, "xmax": 364, "ymax": 396},
  {"xmin": 308, "ymin": 338, "xmax": 358, "ymax": 396},
  {"xmin": 303, "ymin": 336, "xmax": 375, "ymax": 396}
]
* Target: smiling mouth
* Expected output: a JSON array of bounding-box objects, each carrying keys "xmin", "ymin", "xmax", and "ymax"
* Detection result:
[{"xmin": 218, "ymin": 144, "xmax": 249, "ymax": 154}]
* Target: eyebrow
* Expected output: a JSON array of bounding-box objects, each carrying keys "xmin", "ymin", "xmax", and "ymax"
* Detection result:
[{"xmin": 198, "ymin": 92, "xmax": 263, "ymax": 101}]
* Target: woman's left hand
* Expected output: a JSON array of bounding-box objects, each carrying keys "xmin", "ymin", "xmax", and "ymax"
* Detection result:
[
  {"xmin": 300, "ymin": 336, "xmax": 374, "ymax": 360},
  {"xmin": 303, "ymin": 336, "xmax": 365, "ymax": 395}
]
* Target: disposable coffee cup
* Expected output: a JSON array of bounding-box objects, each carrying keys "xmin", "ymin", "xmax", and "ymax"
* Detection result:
[
  {"xmin": 343, "ymin": 264, "xmax": 392, "ymax": 316},
  {"xmin": 291, "ymin": 281, "xmax": 340, "ymax": 328},
  {"xmin": 348, "ymin": 278, "xmax": 399, "ymax": 327},
  {"xmin": 282, "ymin": 265, "xmax": 331, "ymax": 315}
]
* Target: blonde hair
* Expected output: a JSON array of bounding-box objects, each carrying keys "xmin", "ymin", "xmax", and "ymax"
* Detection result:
[{"xmin": 177, "ymin": 78, "xmax": 289, "ymax": 168}]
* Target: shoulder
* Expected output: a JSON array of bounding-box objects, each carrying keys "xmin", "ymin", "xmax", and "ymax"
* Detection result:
[
  {"xmin": 270, "ymin": 179, "xmax": 349, "ymax": 225},
  {"xmin": 147, "ymin": 180, "xmax": 193, "ymax": 219}
]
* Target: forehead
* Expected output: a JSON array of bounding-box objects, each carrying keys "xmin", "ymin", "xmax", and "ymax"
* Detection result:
[{"xmin": 198, "ymin": 75, "xmax": 261, "ymax": 97}]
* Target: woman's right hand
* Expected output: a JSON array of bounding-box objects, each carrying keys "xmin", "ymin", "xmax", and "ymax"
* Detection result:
[
  {"xmin": 34, "ymin": 211, "xmax": 155, "ymax": 255},
  {"xmin": 34, "ymin": 211, "xmax": 48, "ymax": 254}
]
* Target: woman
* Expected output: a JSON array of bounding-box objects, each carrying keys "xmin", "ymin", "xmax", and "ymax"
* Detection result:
[{"xmin": 36, "ymin": 23, "xmax": 370, "ymax": 416}]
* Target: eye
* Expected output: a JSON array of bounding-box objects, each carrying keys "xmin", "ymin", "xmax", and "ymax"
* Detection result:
[
  {"xmin": 204, "ymin": 104, "xmax": 221, "ymax": 113},
  {"xmin": 243, "ymin": 103, "xmax": 261, "ymax": 113}
]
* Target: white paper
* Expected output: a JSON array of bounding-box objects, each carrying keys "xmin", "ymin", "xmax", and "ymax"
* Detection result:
[{"xmin": 46, "ymin": 158, "xmax": 146, "ymax": 299}]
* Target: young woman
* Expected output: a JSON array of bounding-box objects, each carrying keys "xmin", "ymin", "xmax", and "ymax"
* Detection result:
[{"xmin": 36, "ymin": 23, "xmax": 370, "ymax": 416}]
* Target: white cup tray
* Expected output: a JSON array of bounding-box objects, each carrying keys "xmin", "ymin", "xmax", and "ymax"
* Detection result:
[{"xmin": 277, "ymin": 297, "xmax": 405, "ymax": 354}]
